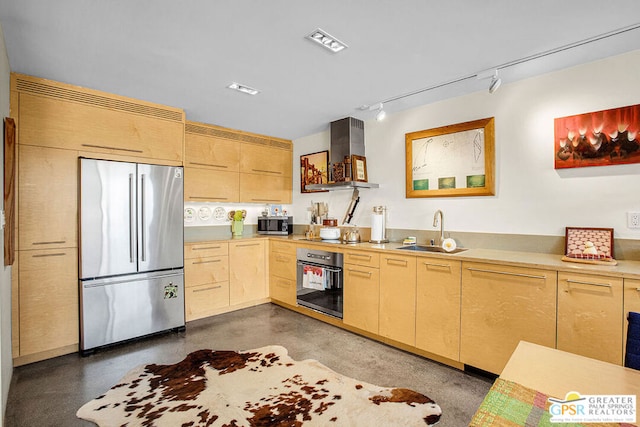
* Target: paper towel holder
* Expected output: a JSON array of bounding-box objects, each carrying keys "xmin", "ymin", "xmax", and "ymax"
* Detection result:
[{"xmin": 369, "ymin": 206, "xmax": 389, "ymax": 243}]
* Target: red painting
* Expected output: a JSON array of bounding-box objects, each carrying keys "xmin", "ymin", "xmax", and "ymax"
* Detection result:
[{"xmin": 554, "ymin": 104, "xmax": 640, "ymax": 169}]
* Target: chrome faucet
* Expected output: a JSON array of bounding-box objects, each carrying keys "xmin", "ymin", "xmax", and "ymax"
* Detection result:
[{"xmin": 433, "ymin": 209, "xmax": 444, "ymax": 247}]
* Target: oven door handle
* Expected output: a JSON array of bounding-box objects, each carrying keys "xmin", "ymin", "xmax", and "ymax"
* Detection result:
[{"xmin": 297, "ymin": 261, "xmax": 342, "ymax": 273}]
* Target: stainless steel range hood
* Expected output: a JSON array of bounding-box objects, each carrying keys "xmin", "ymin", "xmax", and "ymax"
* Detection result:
[{"xmin": 306, "ymin": 117, "xmax": 379, "ymax": 191}]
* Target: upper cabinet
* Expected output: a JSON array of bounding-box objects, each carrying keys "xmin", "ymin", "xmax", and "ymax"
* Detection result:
[
  {"xmin": 184, "ymin": 121, "xmax": 293, "ymax": 204},
  {"xmin": 12, "ymin": 74, "xmax": 184, "ymax": 163}
]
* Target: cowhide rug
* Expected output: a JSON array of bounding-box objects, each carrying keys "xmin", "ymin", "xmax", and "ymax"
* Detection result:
[{"xmin": 77, "ymin": 345, "xmax": 442, "ymax": 426}]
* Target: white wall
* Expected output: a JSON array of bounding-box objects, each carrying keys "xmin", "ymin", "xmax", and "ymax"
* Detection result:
[
  {"xmin": 292, "ymin": 50, "xmax": 640, "ymax": 240},
  {"xmin": 0, "ymin": 21, "xmax": 11, "ymax": 427}
]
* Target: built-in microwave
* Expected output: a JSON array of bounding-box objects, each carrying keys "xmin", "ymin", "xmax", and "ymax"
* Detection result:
[{"xmin": 257, "ymin": 216, "xmax": 293, "ymax": 235}]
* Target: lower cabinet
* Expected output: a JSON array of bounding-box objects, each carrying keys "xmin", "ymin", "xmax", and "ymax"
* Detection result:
[
  {"xmin": 343, "ymin": 251, "xmax": 380, "ymax": 334},
  {"xmin": 460, "ymin": 262, "xmax": 557, "ymax": 374},
  {"xmin": 184, "ymin": 242, "xmax": 229, "ymax": 321},
  {"xmin": 558, "ymin": 272, "xmax": 623, "ymax": 365},
  {"xmin": 269, "ymin": 240, "xmax": 297, "ymax": 306},
  {"xmin": 379, "ymin": 253, "xmax": 416, "ymax": 346},
  {"xmin": 229, "ymin": 240, "xmax": 267, "ymax": 305},
  {"xmin": 18, "ymin": 248, "xmax": 78, "ymax": 357},
  {"xmin": 416, "ymin": 257, "xmax": 462, "ymax": 361}
]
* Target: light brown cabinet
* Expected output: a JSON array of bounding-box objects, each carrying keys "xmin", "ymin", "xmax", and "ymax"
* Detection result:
[
  {"xmin": 239, "ymin": 173, "xmax": 292, "ymax": 204},
  {"xmin": 18, "ymin": 145, "xmax": 78, "ymax": 251},
  {"xmin": 14, "ymin": 76, "xmax": 184, "ymax": 162},
  {"xmin": 416, "ymin": 257, "xmax": 462, "ymax": 361},
  {"xmin": 240, "ymin": 143, "xmax": 292, "ymax": 177},
  {"xmin": 269, "ymin": 240, "xmax": 297, "ymax": 306},
  {"xmin": 184, "ymin": 168, "xmax": 239, "ymax": 203},
  {"xmin": 184, "ymin": 129, "xmax": 240, "ymax": 171},
  {"xmin": 229, "ymin": 240, "xmax": 268, "ymax": 305},
  {"xmin": 184, "ymin": 242, "xmax": 230, "ymax": 321},
  {"xmin": 558, "ymin": 272, "xmax": 623, "ymax": 365},
  {"xmin": 460, "ymin": 262, "xmax": 557, "ymax": 374},
  {"xmin": 379, "ymin": 253, "xmax": 416, "ymax": 346},
  {"xmin": 18, "ymin": 248, "xmax": 78, "ymax": 357},
  {"xmin": 343, "ymin": 250, "xmax": 380, "ymax": 334}
]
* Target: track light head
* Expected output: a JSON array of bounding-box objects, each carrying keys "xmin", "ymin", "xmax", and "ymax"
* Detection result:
[
  {"xmin": 368, "ymin": 102, "xmax": 386, "ymax": 121},
  {"xmin": 489, "ymin": 71, "xmax": 502, "ymax": 94}
]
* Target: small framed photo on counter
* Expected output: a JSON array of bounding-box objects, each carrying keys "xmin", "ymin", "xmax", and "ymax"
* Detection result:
[{"xmin": 351, "ymin": 155, "xmax": 368, "ymax": 182}]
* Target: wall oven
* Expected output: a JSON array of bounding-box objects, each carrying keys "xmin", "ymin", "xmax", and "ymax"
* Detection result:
[{"xmin": 296, "ymin": 247, "xmax": 344, "ymax": 319}]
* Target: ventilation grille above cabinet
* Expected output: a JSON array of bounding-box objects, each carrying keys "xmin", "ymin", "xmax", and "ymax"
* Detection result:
[
  {"xmin": 14, "ymin": 77, "xmax": 184, "ymax": 122},
  {"xmin": 186, "ymin": 122, "xmax": 292, "ymax": 151}
]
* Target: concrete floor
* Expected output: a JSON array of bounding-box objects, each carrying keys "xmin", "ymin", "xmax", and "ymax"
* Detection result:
[{"xmin": 5, "ymin": 304, "xmax": 493, "ymax": 426}]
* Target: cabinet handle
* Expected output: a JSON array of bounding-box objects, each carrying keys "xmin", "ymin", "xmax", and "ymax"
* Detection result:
[
  {"xmin": 349, "ymin": 254, "xmax": 372, "ymax": 260},
  {"xmin": 466, "ymin": 267, "xmax": 546, "ymax": 280},
  {"xmin": 193, "ymin": 285, "xmax": 222, "ymax": 292},
  {"xmin": 189, "ymin": 162, "xmax": 228, "ymax": 168},
  {"xmin": 192, "ymin": 259, "xmax": 221, "ymax": 265},
  {"xmin": 347, "ymin": 268, "xmax": 372, "ymax": 277},
  {"xmin": 32, "ymin": 240, "xmax": 66, "ymax": 245},
  {"xmin": 251, "ymin": 199, "xmax": 281, "ymax": 202},
  {"xmin": 565, "ymin": 279, "xmax": 612, "ymax": 289},
  {"xmin": 189, "ymin": 196, "xmax": 229, "ymax": 200},
  {"xmin": 423, "ymin": 262, "xmax": 451, "ymax": 269},
  {"xmin": 32, "ymin": 252, "xmax": 66, "ymax": 258},
  {"xmin": 192, "ymin": 246, "xmax": 222, "ymax": 250},
  {"xmin": 252, "ymin": 169, "xmax": 282, "ymax": 174},
  {"xmin": 385, "ymin": 258, "xmax": 408, "ymax": 266},
  {"xmin": 81, "ymin": 143, "xmax": 144, "ymax": 153},
  {"xmin": 236, "ymin": 243, "xmax": 261, "ymax": 247}
]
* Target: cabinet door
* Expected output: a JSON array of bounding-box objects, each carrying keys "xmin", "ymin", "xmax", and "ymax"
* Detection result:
[
  {"xmin": 19, "ymin": 248, "xmax": 78, "ymax": 355},
  {"xmin": 19, "ymin": 92, "xmax": 183, "ymax": 161},
  {"xmin": 460, "ymin": 262, "xmax": 557, "ymax": 374},
  {"xmin": 416, "ymin": 258, "xmax": 462, "ymax": 361},
  {"xmin": 239, "ymin": 173, "xmax": 292, "ymax": 204},
  {"xmin": 343, "ymin": 264, "xmax": 380, "ymax": 334},
  {"xmin": 18, "ymin": 145, "xmax": 78, "ymax": 250},
  {"xmin": 184, "ymin": 133, "xmax": 240, "ymax": 171},
  {"xmin": 240, "ymin": 144, "xmax": 292, "ymax": 177},
  {"xmin": 624, "ymin": 279, "xmax": 640, "ymax": 357},
  {"xmin": 184, "ymin": 167, "xmax": 239, "ymax": 203},
  {"xmin": 229, "ymin": 240, "xmax": 267, "ymax": 305},
  {"xmin": 558, "ymin": 272, "xmax": 623, "ymax": 365},
  {"xmin": 379, "ymin": 254, "xmax": 416, "ymax": 346}
]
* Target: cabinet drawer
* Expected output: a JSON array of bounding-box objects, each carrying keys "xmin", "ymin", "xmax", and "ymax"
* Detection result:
[
  {"xmin": 270, "ymin": 251, "xmax": 296, "ymax": 280},
  {"xmin": 270, "ymin": 240, "xmax": 297, "ymax": 256},
  {"xmin": 185, "ymin": 281, "xmax": 230, "ymax": 321},
  {"xmin": 558, "ymin": 272, "xmax": 623, "ymax": 365},
  {"xmin": 344, "ymin": 251, "xmax": 380, "ymax": 268},
  {"xmin": 185, "ymin": 242, "xmax": 228, "ymax": 259},
  {"xmin": 269, "ymin": 275, "xmax": 296, "ymax": 306},
  {"xmin": 185, "ymin": 256, "xmax": 229, "ymax": 287}
]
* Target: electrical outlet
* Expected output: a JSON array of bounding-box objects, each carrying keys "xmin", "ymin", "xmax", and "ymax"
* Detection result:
[{"xmin": 628, "ymin": 212, "xmax": 640, "ymax": 229}]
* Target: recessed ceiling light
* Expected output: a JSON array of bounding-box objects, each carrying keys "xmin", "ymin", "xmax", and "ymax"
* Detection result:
[
  {"xmin": 305, "ymin": 28, "xmax": 348, "ymax": 53},
  {"xmin": 227, "ymin": 82, "xmax": 260, "ymax": 95}
]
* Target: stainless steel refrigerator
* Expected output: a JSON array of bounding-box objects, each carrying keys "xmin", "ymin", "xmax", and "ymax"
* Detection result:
[{"xmin": 79, "ymin": 158, "xmax": 185, "ymax": 353}]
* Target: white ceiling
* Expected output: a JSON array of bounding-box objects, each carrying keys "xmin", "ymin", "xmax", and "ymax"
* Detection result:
[{"xmin": 1, "ymin": 1, "xmax": 640, "ymax": 140}]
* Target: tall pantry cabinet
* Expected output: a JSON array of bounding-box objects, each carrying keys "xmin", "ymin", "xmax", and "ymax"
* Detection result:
[{"xmin": 10, "ymin": 73, "xmax": 185, "ymax": 365}]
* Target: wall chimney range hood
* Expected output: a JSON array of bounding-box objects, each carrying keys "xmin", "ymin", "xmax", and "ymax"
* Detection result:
[{"xmin": 305, "ymin": 117, "xmax": 379, "ymax": 191}]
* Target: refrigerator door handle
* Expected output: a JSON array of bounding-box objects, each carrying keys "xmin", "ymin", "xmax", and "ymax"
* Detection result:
[
  {"xmin": 140, "ymin": 173, "xmax": 146, "ymax": 262},
  {"xmin": 129, "ymin": 173, "xmax": 135, "ymax": 263}
]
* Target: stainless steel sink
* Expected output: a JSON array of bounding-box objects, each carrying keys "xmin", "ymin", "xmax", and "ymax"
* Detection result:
[{"xmin": 397, "ymin": 245, "xmax": 466, "ymax": 254}]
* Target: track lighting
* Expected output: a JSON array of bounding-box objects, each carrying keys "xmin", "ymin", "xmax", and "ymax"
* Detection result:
[
  {"xmin": 488, "ymin": 70, "xmax": 502, "ymax": 94},
  {"xmin": 368, "ymin": 102, "xmax": 386, "ymax": 121},
  {"xmin": 477, "ymin": 68, "xmax": 502, "ymax": 94}
]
